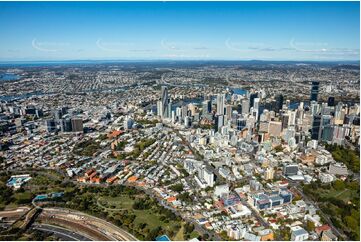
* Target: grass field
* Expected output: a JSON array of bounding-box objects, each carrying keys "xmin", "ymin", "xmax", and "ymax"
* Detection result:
[
  {"xmin": 98, "ymin": 195, "xmax": 134, "ymax": 210},
  {"xmin": 97, "ymin": 195, "xmax": 183, "ymax": 239},
  {"xmin": 319, "ymin": 188, "xmax": 356, "ymax": 203}
]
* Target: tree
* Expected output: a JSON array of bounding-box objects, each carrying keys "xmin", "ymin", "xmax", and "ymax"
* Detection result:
[
  {"xmin": 170, "ymin": 183, "xmax": 184, "ymax": 193},
  {"xmin": 333, "ymin": 180, "xmax": 346, "ymax": 191},
  {"xmin": 306, "ymin": 221, "xmax": 315, "ymax": 232}
]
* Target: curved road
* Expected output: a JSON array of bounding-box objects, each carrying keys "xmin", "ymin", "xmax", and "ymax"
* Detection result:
[
  {"xmin": 32, "ymin": 223, "xmax": 93, "ymax": 241},
  {"xmin": 41, "ymin": 207, "xmax": 138, "ymax": 241}
]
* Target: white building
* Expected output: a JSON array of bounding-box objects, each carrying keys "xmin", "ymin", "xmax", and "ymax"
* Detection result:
[{"xmin": 290, "ymin": 226, "xmax": 309, "ymax": 241}]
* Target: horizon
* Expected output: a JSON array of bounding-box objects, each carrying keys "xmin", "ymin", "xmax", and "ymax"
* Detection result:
[{"xmin": 0, "ymin": 1, "xmax": 359, "ymax": 61}]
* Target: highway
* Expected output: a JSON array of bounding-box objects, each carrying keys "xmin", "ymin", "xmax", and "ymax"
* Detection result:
[
  {"xmin": 0, "ymin": 207, "xmax": 30, "ymax": 218},
  {"xmin": 32, "ymin": 223, "xmax": 93, "ymax": 241},
  {"xmin": 41, "ymin": 207, "xmax": 138, "ymax": 241}
]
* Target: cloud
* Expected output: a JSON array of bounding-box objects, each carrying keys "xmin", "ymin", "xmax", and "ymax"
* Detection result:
[
  {"xmin": 32, "ymin": 38, "xmax": 58, "ymax": 52},
  {"xmin": 129, "ymin": 49, "xmax": 155, "ymax": 53},
  {"xmin": 96, "ymin": 38, "xmax": 135, "ymax": 52}
]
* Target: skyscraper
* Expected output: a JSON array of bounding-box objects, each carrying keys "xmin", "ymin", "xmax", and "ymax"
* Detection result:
[
  {"xmin": 71, "ymin": 118, "xmax": 83, "ymax": 133},
  {"xmin": 45, "ymin": 119, "xmax": 57, "ymax": 133},
  {"xmin": 215, "ymin": 114, "xmax": 224, "ymax": 131},
  {"xmin": 250, "ymin": 93, "xmax": 258, "ymax": 109},
  {"xmin": 241, "ymin": 99, "xmax": 250, "ymax": 115},
  {"xmin": 327, "ymin": 96, "xmax": 335, "ymax": 107},
  {"xmin": 202, "ymin": 100, "xmax": 212, "ymax": 114},
  {"xmin": 216, "ymin": 94, "xmax": 225, "ymax": 115},
  {"xmin": 310, "ymin": 81, "xmax": 320, "ymax": 102},
  {"xmin": 161, "ymin": 86, "xmax": 169, "ymax": 118},
  {"xmin": 275, "ymin": 94, "xmax": 284, "ymax": 112},
  {"xmin": 311, "ymin": 115, "xmax": 321, "ymax": 140}
]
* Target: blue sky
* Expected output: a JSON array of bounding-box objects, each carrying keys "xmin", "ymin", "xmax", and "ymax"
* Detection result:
[{"xmin": 0, "ymin": 1, "xmax": 359, "ymax": 61}]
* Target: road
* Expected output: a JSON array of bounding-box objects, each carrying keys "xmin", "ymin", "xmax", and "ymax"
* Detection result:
[
  {"xmin": 41, "ymin": 207, "xmax": 138, "ymax": 241},
  {"xmin": 32, "ymin": 223, "xmax": 93, "ymax": 241},
  {"xmin": 0, "ymin": 207, "xmax": 30, "ymax": 219}
]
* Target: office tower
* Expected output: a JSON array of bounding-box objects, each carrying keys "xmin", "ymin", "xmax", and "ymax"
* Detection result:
[
  {"xmin": 161, "ymin": 86, "xmax": 169, "ymax": 118},
  {"xmin": 321, "ymin": 126, "xmax": 334, "ymax": 142},
  {"xmin": 264, "ymin": 168, "xmax": 275, "ymax": 180},
  {"xmin": 176, "ymin": 107, "xmax": 182, "ymax": 122},
  {"xmin": 281, "ymin": 114, "xmax": 289, "ymax": 130},
  {"xmin": 275, "ymin": 94, "xmax": 284, "ymax": 112},
  {"xmin": 236, "ymin": 118, "xmax": 246, "ymax": 131},
  {"xmin": 253, "ymin": 97, "xmax": 260, "ymax": 112},
  {"xmin": 181, "ymin": 105, "xmax": 188, "ymax": 121},
  {"xmin": 318, "ymin": 114, "xmax": 332, "ymax": 140},
  {"xmin": 327, "ymin": 96, "xmax": 335, "ymax": 107},
  {"xmin": 216, "ymin": 94, "xmax": 225, "ymax": 115},
  {"xmin": 123, "ymin": 116, "xmax": 134, "ymax": 130},
  {"xmin": 167, "ymin": 99, "xmax": 172, "ymax": 118},
  {"xmin": 259, "ymin": 121, "xmax": 269, "ymax": 133},
  {"xmin": 61, "ymin": 118, "xmax": 72, "ymax": 132},
  {"xmin": 268, "ymin": 121, "xmax": 282, "ymax": 137},
  {"xmin": 311, "ymin": 115, "xmax": 321, "ymax": 140},
  {"xmin": 71, "ymin": 118, "xmax": 83, "ymax": 132},
  {"xmin": 225, "ymin": 104, "xmax": 232, "ymax": 121},
  {"xmin": 310, "ymin": 101, "xmax": 319, "ymax": 116},
  {"xmin": 202, "ymin": 100, "xmax": 212, "ymax": 114},
  {"xmin": 333, "ymin": 126, "xmax": 346, "ymax": 145},
  {"xmin": 288, "ymin": 110, "xmax": 297, "ymax": 126},
  {"xmin": 54, "ymin": 109, "xmax": 62, "ymax": 120},
  {"xmin": 250, "ymin": 93, "xmax": 258, "ymax": 109},
  {"xmin": 157, "ymin": 100, "xmax": 163, "ymax": 117},
  {"xmin": 215, "ymin": 114, "xmax": 224, "ymax": 131},
  {"xmin": 171, "ymin": 110, "xmax": 176, "ymax": 123},
  {"xmin": 25, "ymin": 105, "xmax": 36, "ymax": 115},
  {"xmin": 283, "ymin": 164, "xmax": 299, "ymax": 176},
  {"xmin": 35, "ymin": 109, "xmax": 43, "ymax": 118},
  {"xmin": 188, "ymin": 103, "xmax": 196, "ymax": 116},
  {"xmin": 310, "ymin": 81, "xmax": 320, "ymax": 102},
  {"xmin": 241, "ymin": 99, "xmax": 250, "ymax": 115},
  {"xmin": 184, "ymin": 116, "xmax": 191, "ymax": 128},
  {"xmin": 45, "ymin": 119, "xmax": 57, "ymax": 133},
  {"xmin": 203, "ymin": 166, "xmax": 214, "ymax": 187}
]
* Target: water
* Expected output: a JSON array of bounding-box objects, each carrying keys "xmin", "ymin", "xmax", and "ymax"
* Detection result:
[
  {"xmin": 0, "ymin": 73, "xmax": 20, "ymax": 81},
  {"xmin": 232, "ymin": 88, "xmax": 247, "ymax": 95}
]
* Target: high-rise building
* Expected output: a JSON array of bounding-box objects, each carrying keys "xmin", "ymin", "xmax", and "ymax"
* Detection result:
[
  {"xmin": 203, "ymin": 166, "xmax": 214, "ymax": 187},
  {"xmin": 45, "ymin": 119, "xmax": 57, "ymax": 133},
  {"xmin": 60, "ymin": 118, "xmax": 72, "ymax": 132},
  {"xmin": 202, "ymin": 100, "xmax": 212, "ymax": 114},
  {"xmin": 157, "ymin": 100, "xmax": 163, "ymax": 117},
  {"xmin": 264, "ymin": 167, "xmax": 275, "ymax": 180},
  {"xmin": 253, "ymin": 97, "xmax": 260, "ymax": 112},
  {"xmin": 327, "ymin": 96, "xmax": 335, "ymax": 107},
  {"xmin": 241, "ymin": 99, "xmax": 250, "ymax": 115},
  {"xmin": 160, "ymin": 86, "xmax": 169, "ymax": 118},
  {"xmin": 283, "ymin": 164, "xmax": 299, "ymax": 176},
  {"xmin": 71, "ymin": 118, "xmax": 83, "ymax": 133},
  {"xmin": 216, "ymin": 94, "xmax": 225, "ymax": 115},
  {"xmin": 54, "ymin": 109, "xmax": 62, "ymax": 120},
  {"xmin": 275, "ymin": 94, "xmax": 284, "ymax": 112},
  {"xmin": 215, "ymin": 114, "xmax": 224, "ymax": 131},
  {"xmin": 268, "ymin": 121, "xmax": 282, "ymax": 137},
  {"xmin": 123, "ymin": 116, "xmax": 134, "ymax": 130},
  {"xmin": 311, "ymin": 115, "xmax": 321, "ymax": 140},
  {"xmin": 310, "ymin": 81, "xmax": 320, "ymax": 102},
  {"xmin": 236, "ymin": 118, "xmax": 247, "ymax": 131},
  {"xmin": 225, "ymin": 104, "xmax": 232, "ymax": 121},
  {"xmin": 250, "ymin": 93, "xmax": 258, "ymax": 109}
]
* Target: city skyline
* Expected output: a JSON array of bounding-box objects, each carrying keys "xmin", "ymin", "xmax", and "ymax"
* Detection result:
[{"xmin": 0, "ymin": 1, "xmax": 359, "ymax": 61}]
